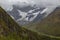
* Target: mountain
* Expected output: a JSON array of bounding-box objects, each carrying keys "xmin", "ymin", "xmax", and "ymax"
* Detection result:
[
  {"xmin": 0, "ymin": 7, "xmax": 60, "ymax": 40},
  {"xmin": 0, "ymin": 7, "xmax": 59, "ymax": 40},
  {"xmin": 7, "ymin": 5, "xmax": 46, "ymax": 25},
  {"xmin": 7, "ymin": 4, "xmax": 35, "ymax": 20},
  {"xmin": 25, "ymin": 7, "xmax": 60, "ymax": 37}
]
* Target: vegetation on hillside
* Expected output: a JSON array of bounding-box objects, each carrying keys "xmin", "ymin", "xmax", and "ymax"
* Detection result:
[{"xmin": 25, "ymin": 7, "xmax": 60, "ymax": 37}]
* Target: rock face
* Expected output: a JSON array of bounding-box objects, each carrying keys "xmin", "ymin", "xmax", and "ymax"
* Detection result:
[{"xmin": 7, "ymin": 4, "xmax": 47, "ymax": 25}]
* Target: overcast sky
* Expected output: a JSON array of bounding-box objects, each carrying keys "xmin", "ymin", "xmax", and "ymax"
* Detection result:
[{"xmin": 0, "ymin": 0, "xmax": 60, "ymax": 11}]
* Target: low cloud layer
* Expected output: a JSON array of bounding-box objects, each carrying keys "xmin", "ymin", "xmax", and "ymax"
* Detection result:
[{"xmin": 0, "ymin": 0, "xmax": 60, "ymax": 11}]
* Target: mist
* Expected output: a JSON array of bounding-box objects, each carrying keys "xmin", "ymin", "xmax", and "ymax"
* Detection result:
[
  {"xmin": 0, "ymin": 0, "xmax": 60, "ymax": 10},
  {"xmin": 0, "ymin": 0, "xmax": 60, "ymax": 16}
]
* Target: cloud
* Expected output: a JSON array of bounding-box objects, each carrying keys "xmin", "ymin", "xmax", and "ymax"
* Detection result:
[{"xmin": 0, "ymin": 0, "xmax": 60, "ymax": 11}]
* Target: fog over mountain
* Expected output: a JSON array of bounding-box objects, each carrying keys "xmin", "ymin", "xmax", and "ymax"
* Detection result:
[
  {"xmin": 0, "ymin": 0, "xmax": 60, "ymax": 25},
  {"xmin": 0, "ymin": 0, "xmax": 60, "ymax": 11}
]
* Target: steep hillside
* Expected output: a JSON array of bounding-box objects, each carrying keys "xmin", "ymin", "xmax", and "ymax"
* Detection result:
[
  {"xmin": 0, "ymin": 7, "xmax": 40, "ymax": 40},
  {"xmin": 25, "ymin": 7, "xmax": 60, "ymax": 37}
]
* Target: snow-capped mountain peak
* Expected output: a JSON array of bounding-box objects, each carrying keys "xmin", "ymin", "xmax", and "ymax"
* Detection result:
[{"xmin": 0, "ymin": 0, "xmax": 60, "ymax": 25}]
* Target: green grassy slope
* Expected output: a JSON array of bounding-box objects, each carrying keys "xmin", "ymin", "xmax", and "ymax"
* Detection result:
[
  {"xmin": 0, "ymin": 7, "xmax": 60, "ymax": 40},
  {"xmin": 25, "ymin": 7, "xmax": 60, "ymax": 37}
]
